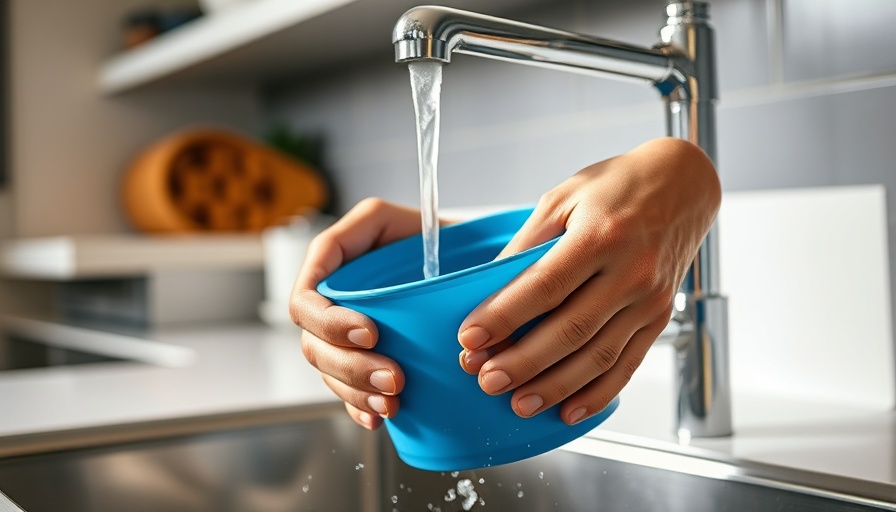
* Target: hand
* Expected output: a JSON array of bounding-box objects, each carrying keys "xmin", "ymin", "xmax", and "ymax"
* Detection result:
[
  {"xmin": 457, "ymin": 137, "xmax": 721, "ymax": 425},
  {"xmin": 290, "ymin": 198, "xmax": 426, "ymax": 431}
]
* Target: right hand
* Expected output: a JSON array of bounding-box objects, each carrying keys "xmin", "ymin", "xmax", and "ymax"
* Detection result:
[{"xmin": 290, "ymin": 198, "xmax": 429, "ymax": 430}]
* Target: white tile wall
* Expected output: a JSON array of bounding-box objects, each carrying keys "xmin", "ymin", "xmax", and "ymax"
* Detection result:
[{"xmin": 782, "ymin": 0, "xmax": 896, "ymax": 82}]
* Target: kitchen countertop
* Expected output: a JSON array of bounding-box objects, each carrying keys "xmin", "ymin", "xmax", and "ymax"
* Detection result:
[{"xmin": 0, "ymin": 321, "xmax": 893, "ymax": 497}]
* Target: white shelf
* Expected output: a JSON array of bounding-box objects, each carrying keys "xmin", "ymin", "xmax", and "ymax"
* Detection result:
[
  {"xmin": 98, "ymin": 0, "xmax": 542, "ymax": 95},
  {"xmin": 0, "ymin": 234, "xmax": 263, "ymax": 279}
]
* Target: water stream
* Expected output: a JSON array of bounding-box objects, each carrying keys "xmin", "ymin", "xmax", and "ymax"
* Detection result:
[{"xmin": 408, "ymin": 61, "xmax": 444, "ymax": 279}]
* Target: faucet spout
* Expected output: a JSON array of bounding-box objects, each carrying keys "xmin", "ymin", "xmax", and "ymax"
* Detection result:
[
  {"xmin": 393, "ymin": 3, "xmax": 731, "ymax": 439},
  {"xmin": 393, "ymin": 5, "xmax": 681, "ymax": 87}
]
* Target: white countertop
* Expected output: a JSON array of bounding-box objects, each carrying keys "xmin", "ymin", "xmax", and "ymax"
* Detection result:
[
  {"xmin": 0, "ymin": 322, "xmax": 333, "ymax": 441},
  {"xmin": 0, "ymin": 322, "xmax": 893, "ymax": 496},
  {"xmin": 601, "ymin": 344, "xmax": 896, "ymax": 488}
]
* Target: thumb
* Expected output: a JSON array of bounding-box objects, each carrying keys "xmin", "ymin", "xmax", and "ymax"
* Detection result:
[{"xmin": 496, "ymin": 204, "xmax": 568, "ymax": 259}]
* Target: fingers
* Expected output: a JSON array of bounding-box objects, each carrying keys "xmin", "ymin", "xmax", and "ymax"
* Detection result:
[
  {"xmin": 323, "ymin": 374, "xmax": 400, "ymax": 422},
  {"xmin": 558, "ymin": 316, "xmax": 668, "ymax": 425},
  {"xmin": 288, "ymin": 198, "xmax": 431, "ymax": 432},
  {"xmin": 292, "ymin": 291, "xmax": 379, "ymax": 349},
  {"xmin": 478, "ymin": 301, "xmax": 644, "ymax": 398},
  {"xmin": 458, "ymin": 225, "xmax": 605, "ymax": 351},
  {"xmin": 498, "ymin": 311, "xmax": 665, "ymax": 424},
  {"xmin": 302, "ymin": 328, "xmax": 404, "ymax": 430},
  {"xmin": 301, "ymin": 330, "xmax": 404, "ymax": 396},
  {"xmin": 459, "ymin": 338, "xmax": 514, "ymax": 374},
  {"xmin": 290, "ymin": 198, "xmax": 423, "ymax": 349},
  {"xmin": 345, "ymin": 400, "xmax": 385, "ymax": 431}
]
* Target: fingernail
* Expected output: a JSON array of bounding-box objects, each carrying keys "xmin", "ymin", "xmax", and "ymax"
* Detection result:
[
  {"xmin": 517, "ymin": 394, "xmax": 544, "ymax": 417},
  {"xmin": 462, "ymin": 349, "xmax": 489, "ymax": 369},
  {"xmin": 460, "ymin": 325, "xmax": 490, "ymax": 349},
  {"xmin": 480, "ymin": 370, "xmax": 512, "ymax": 394},
  {"xmin": 369, "ymin": 370, "xmax": 396, "ymax": 394},
  {"xmin": 568, "ymin": 406, "xmax": 588, "ymax": 425},
  {"xmin": 358, "ymin": 411, "xmax": 375, "ymax": 429},
  {"xmin": 348, "ymin": 328, "xmax": 372, "ymax": 347},
  {"xmin": 367, "ymin": 395, "xmax": 388, "ymax": 416}
]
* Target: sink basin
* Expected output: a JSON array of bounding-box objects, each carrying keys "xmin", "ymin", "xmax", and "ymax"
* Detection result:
[{"xmin": 0, "ymin": 409, "xmax": 892, "ymax": 511}]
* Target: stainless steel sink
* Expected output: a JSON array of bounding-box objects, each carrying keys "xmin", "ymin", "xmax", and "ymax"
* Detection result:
[{"xmin": 0, "ymin": 408, "xmax": 892, "ymax": 512}]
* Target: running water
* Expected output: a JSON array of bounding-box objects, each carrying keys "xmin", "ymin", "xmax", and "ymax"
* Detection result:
[{"xmin": 408, "ymin": 61, "xmax": 444, "ymax": 279}]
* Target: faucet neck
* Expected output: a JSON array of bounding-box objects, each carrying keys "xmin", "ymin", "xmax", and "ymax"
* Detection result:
[{"xmin": 660, "ymin": 1, "xmax": 718, "ymax": 106}]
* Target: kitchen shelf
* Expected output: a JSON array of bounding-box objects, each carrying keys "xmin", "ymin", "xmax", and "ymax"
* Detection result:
[
  {"xmin": 98, "ymin": 0, "xmax": 543, "ymax": 95},
  {"xmin": 0, "ymin": 234, "xmax": 263, "ymax": 279}
]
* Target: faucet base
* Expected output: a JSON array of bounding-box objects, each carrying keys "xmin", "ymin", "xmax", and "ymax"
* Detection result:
[{"xmin": 675, "ymin": 294, "xmax": 732, "ymax": 438}]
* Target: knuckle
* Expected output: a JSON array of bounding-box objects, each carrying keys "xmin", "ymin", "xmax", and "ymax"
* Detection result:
[
  {"xmin": 527, "ymin": 268, "xmax": 574, "ymax": 309},
  {"xmin": 556, "ymin": 313, "xmax": 596, "ymax": 350},
  {"xmin": 595, "ymin": 216, "xmax": 629, "ymax": 250},
  {"xmin": 515, "ymin": 352, "xmax": 544, "ymax": 378},
  {"xmin": 620, "ymin": 354, "xmax": 645, "ymax": 384},
  {"xmin": 306, "ymin": 230, "xmax": 333, "ymax": 254},
  {"xmin": 486, "ymin": 308, "xmax": 519, "ymax": 339},
  {"xmin": 644, "ymin": 288, "xmax": 675, "ymax": 317},
  {"xmin": 652, "ymin": 306, "xmax": 675, "ymax": 329},
  {"xmin": 548, "ymin": 380, "xmax": 574, "ymax": 403},
  {"xmin": 631, "ymin": 253, "xmax": 662, "ymax": 290},
  {"xmin": 587, "ymin": 342, "xmax": 620, "ymax": 374},
  {"xmin": 652, "ymin": 298, "xmax": 676, "ymax": 321},
  {"xmin": 357, "ymin": 196, "xmax": 387, "ymax": 215},
  {"xmin": 536, "ymin": 189, "xmax": 565, "ymax": 213}
]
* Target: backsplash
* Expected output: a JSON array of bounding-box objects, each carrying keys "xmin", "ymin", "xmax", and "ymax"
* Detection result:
[{"xmin": 263, "ymin": 0, "xmax": 896, "ymax": 365}]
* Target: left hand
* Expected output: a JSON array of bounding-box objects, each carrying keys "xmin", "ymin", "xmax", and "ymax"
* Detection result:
[{"xmin": 456, "ymin": 137, "xmax": 721, "ymax": 425}]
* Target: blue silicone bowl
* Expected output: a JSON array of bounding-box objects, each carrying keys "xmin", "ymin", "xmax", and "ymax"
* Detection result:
[{"xmin": 318, "ymin": 207, "xmax": 618, "ymax": 471}]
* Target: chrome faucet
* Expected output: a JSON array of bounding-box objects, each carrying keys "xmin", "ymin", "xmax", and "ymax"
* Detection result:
[{"xmin": 393, "ymin": 2, "xmax": 732, "ymax": 438}]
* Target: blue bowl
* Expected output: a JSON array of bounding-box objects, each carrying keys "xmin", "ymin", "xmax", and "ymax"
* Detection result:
[{"xmin": 318, "ymin": 207, "xmax": 618, "ymax": 471}]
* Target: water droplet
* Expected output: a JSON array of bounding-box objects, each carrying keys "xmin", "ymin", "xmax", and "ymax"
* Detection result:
[
  {"xmin": 307, "ymin": 475, "xmax": 312, "ymax": 480},
  {"xmin": 478, "ymin": 478, "xmax": 485, "ymax": 484},
  {"xmin": 539, "ymin": 471, "xmax": 544, "ymax": 479},
  {"xmin": 391, "ymin": 495, "xmax": 398, "ymax": 504},
  {"xmin": 518, "ymin": 491, "xmax": 525, "ymax": 498},
  {"xmin": 302, "ymin": 485, "xmax": 309, "ymax": 493},
  {"xmin": 400, "ymin": 484, "xmax": 405, "ymax": 489},
  {"xmin": 355, "ymin": 463, "xmax": 365, "ymax": 470},
  {"xmin": 451, "ymin": 471, "xmax": 460, "ymax": 477}
]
